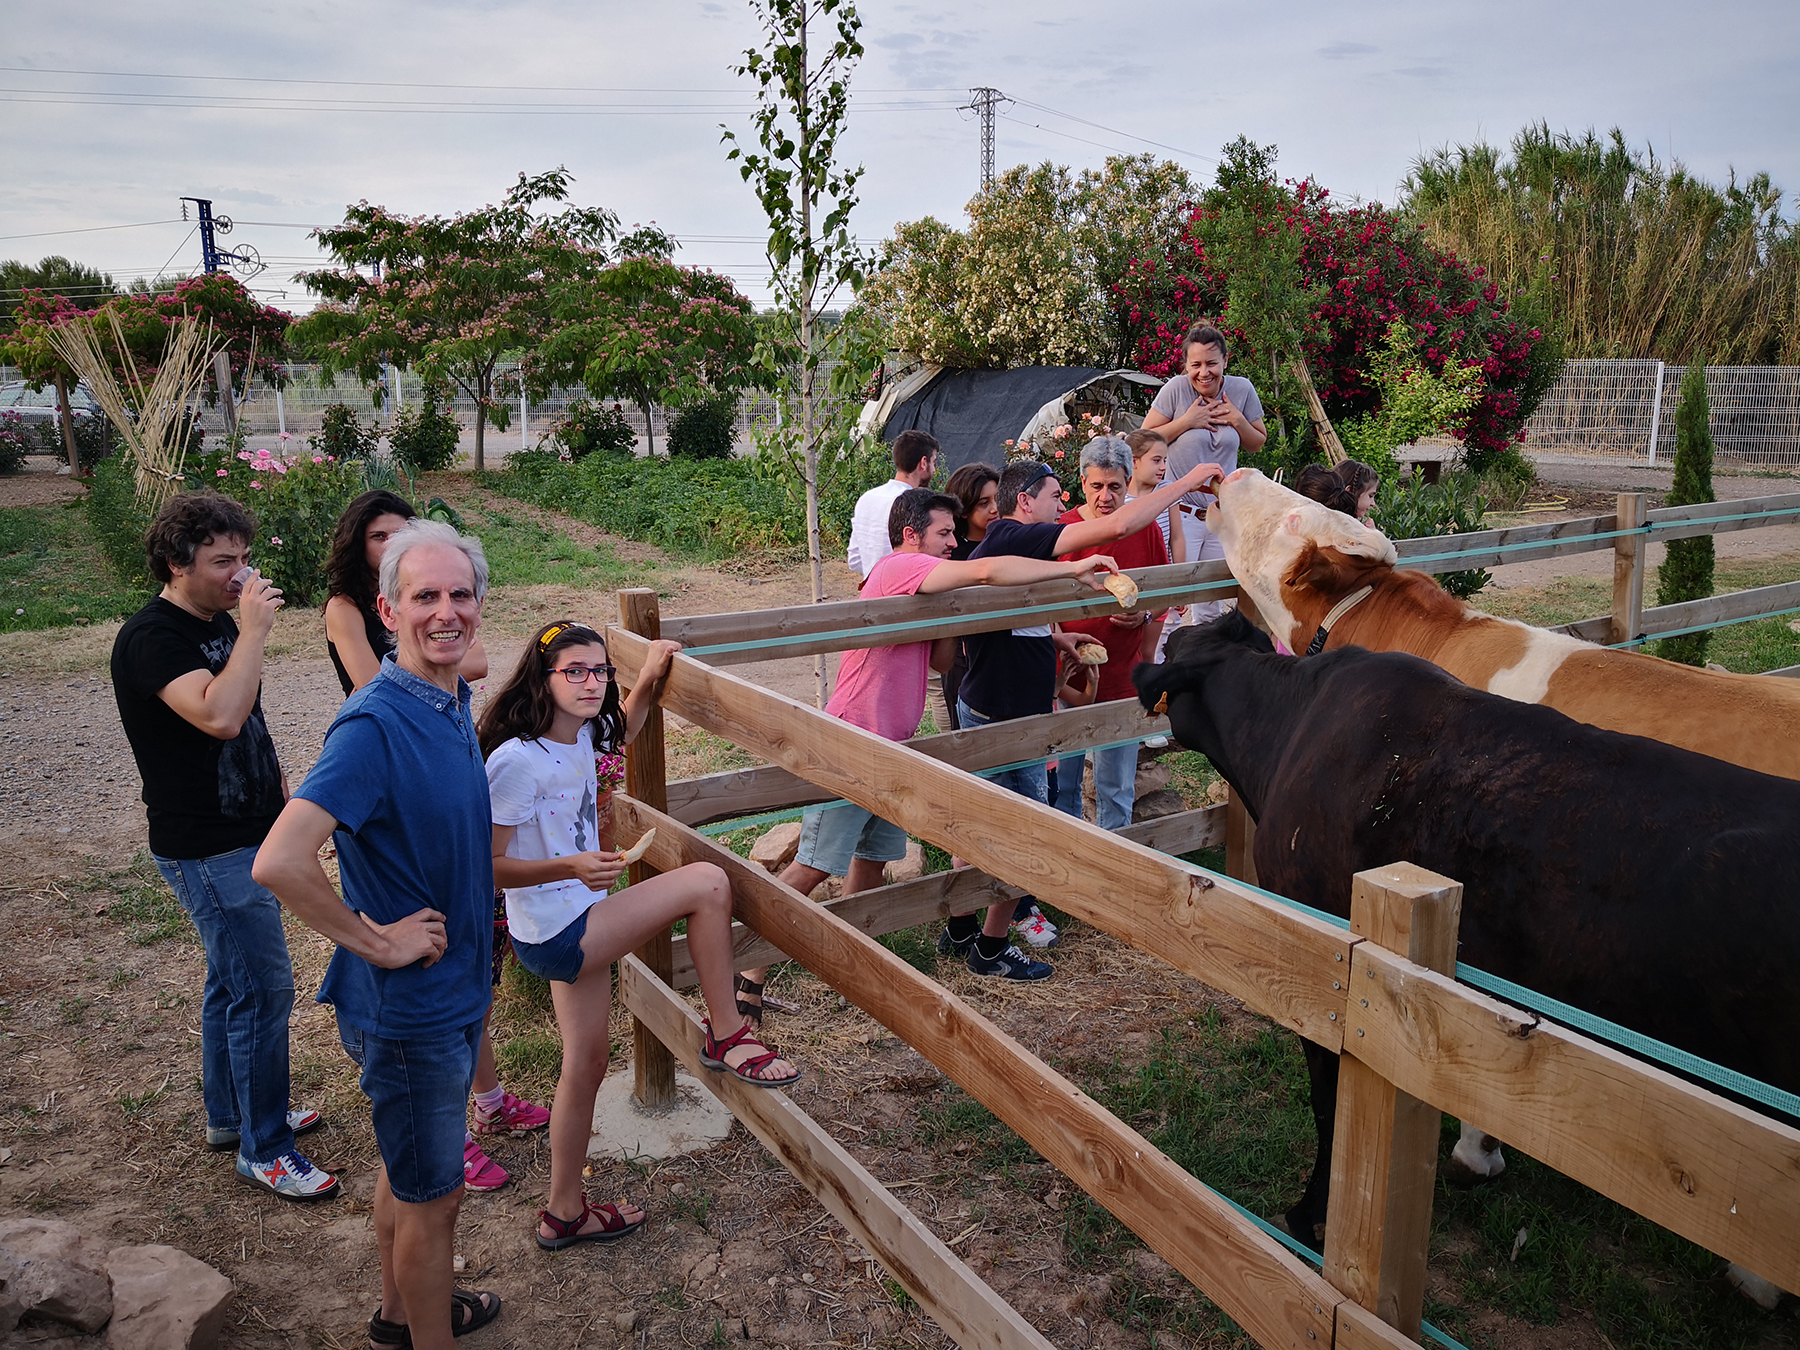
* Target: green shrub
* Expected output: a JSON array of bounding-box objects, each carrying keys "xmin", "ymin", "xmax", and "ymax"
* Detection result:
[
  {"xmin": 310, "ymin": 403, "xmax": 380, "ymax": 461},
  {"xmin": 668, "ymin": 395, "xmax": 738, "ymax": 460},
  {"xmin": 496, "ymin": 450, "xmax": 806, "ymax": 558},
  {"xmin": 87, "ymin": 456, "xmax": 155, "ymax": 588},
  {"xmin": 193, "ymin": 443, "xmax": 370, "ymax": 605},
  {"xmin": 545, "ymin": 398, "xmax": 636, "ymax": 460},
  {"xmin": 35, "ymin": 414, "xmax": 119, "ymax": 467},
  {"xmin": 0, "ymin": 411, "xmax": 30, "ymax": 474},
  {"xmin": 388, "ymin": 388, "xmax": 462, "ymax": 473},
  {"xmin": 1654, "ymin": 363, "xmax": 1716, "ymax": 666},
  {"xmin": 1372, "ymin": 470, "xmax": 1492, "ymax": 599}
]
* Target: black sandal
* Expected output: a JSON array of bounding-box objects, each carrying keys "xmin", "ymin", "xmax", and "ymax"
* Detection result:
[
  {"xmin": 734, "ymin": 974, "xmax": 764, "ymax": 1027},
  {"xmin": 367, "ymin": 1289, "xmax": 502, "ymax": 1346}
]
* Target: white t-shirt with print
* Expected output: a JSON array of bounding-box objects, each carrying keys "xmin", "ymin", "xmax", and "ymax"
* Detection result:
[{"xmin": 486, "ymin": 721, "xmax": 606, "ymax": 945}]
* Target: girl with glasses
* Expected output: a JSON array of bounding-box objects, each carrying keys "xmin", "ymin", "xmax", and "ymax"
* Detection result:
[{"xmin": 476, "ymin": 621, "xmax": 799, "ymax": 1249}]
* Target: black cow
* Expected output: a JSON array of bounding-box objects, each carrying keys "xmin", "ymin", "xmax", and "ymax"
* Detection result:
[{"xmin": 1135, "ymin": 611, "xmax": 1800, "ymax": 1248}]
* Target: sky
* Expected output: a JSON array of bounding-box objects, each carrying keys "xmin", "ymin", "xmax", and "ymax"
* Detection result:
[{"xmin": 4, "ymin": 0, "xmax": 1798, "ymax": 317}]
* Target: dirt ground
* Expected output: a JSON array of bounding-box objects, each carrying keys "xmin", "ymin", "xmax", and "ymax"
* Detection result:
[{"xmin": 2, "ymin": 459, "xmax": 1795, "ymax": 1350}]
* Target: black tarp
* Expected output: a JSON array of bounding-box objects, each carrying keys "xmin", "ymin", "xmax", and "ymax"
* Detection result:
[{"xmin": 879, "ymin": 366, "xmax": 1109, "ymax": 472}]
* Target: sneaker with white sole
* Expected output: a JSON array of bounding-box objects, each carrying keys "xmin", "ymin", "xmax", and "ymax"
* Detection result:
[
  {"xmin": 236, "ymin": 1149, "xmax": 340, "ymax": 1202},
  {"xmin": 206, "ymin": 1108, "xmax": 324, "ymax": 1152},
  {"xmin": 471, "ymin": 1092, "xmax": 550, "ymax": 1135},
  {"xmin": 463, "ymin": 1138, "xmax": 511, "ymax": 1191},
  {"xmin": 1015, "ymin": 913, "xmax": 1059, "ymax": 949},
  {"xmin": 967, "ymin": 942, "xmax": 1053, "ymax": 981}
]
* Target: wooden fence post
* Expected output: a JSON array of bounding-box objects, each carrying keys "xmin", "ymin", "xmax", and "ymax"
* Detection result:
[
  {"xmin": 1324, "ymin": 863, "xmax": 1463, "ymax": 1340},
  {"xmin": 618, "ymin": 588, "xmax": 675, "ymax": 1108},
  {"xmin": 1225, "ymin": 787, "xmax": 1257, "ymax": 886},
  {"xmin": 1610, "ymin": 492, "xmax": 1647, "ymax": 647}
]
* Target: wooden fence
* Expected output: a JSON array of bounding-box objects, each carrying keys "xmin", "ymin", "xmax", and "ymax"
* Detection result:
[{"xmin": 598, "ymin": 492, "xmax": 1800, "ymax": 1349}]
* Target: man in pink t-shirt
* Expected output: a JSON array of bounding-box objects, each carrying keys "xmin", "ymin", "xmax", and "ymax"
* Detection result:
[{"xmin": 733, "ymin": 488, "xmax": 1118, "ymax": 1020}]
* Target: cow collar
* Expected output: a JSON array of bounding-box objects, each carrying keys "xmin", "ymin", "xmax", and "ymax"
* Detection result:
[{"xmin": 1303, "ymin": 585, "xmax": 1374, "ymax": 657}]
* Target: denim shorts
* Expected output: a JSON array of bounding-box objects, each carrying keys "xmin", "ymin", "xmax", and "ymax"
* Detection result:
[
  {"xmin": 795, "ymin": 801, "xmax": 908, "ymax": 877},
  {"xmin": 337, "ymin": 1014, "xmax": 482, "ymax": 1204},
  {"xmin": 509, "ymin": 903, "xmax": 593, "ymax": 984}
]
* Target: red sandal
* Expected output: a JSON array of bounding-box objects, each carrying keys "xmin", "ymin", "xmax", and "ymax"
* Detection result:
[
  {"xmin": 701, "ymin": 1019, "xmax": 802, "ymax": 1089},
  {"xmin": 535, "ymin": 1197, "xmax": 646, "ymax": 1250}
]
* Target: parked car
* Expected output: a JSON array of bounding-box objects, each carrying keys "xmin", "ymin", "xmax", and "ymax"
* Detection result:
[{"xmin": 0, "ymin": 381, "xmax": 101, "ymax": 428}]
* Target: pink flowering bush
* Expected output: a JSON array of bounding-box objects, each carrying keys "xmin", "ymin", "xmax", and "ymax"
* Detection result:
[{"xmin": 1001, "ymin": 412, "xmax": 1115, "ymax": 504}]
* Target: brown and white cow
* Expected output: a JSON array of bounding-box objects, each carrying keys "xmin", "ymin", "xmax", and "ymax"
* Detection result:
[{"xmin": 1205, "ymin": 467, "xmax": 1800, "ymax": 783}]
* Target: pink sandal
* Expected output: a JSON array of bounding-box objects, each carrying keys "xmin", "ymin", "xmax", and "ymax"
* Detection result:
[{"xmin": 701, "ymin": 1019, "xmax": 802, "ymax": 1089}]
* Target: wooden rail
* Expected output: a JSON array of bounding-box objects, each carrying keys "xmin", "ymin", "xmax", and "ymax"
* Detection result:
[
  {"xmin": 667, "ymin": 698, "xmax": 1170, "ymax": 826},
  {"xmin": 665, "ymin": 803, "xmax": 1225, "ymax": 988}
]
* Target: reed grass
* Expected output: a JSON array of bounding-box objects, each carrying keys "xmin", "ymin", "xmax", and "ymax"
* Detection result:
[{"xmin": 1404, "ymin": 125, "xmax": 1800, "ymax": 364}]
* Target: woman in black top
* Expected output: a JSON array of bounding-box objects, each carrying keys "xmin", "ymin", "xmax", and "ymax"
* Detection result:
[
  {"xmin": 324, "ymin": 490, "xmax": 489, "ymax": 694},
  {"xmin": 940, "ymin": 463, "xmax": 1000, "ymax": 730}
]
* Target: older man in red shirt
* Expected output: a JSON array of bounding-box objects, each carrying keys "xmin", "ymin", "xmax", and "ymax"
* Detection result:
[{"xmin": 1056, "ymin": 436, "xmax": 1171, "ymax": 830}]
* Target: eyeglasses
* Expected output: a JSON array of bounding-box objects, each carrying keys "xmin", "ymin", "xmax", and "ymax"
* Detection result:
[{"xmin": 553, "ymin": 664, "xmax": 616, "ymax": 684}]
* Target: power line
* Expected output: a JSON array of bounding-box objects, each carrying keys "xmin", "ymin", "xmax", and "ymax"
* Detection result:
[
  {"xmin": 1008, "ymin": 98, "xmax": 1210, "ymax": 162},
  {"xmin": 0, "ymin": 91, "xmax": 962, "ymax": 115},
  {"xmin": 0, "ymin": 218, "xmax": 184, "ymax": 242},
  {"xmin": 0, "ymin": 65, "xmax": 969, "ymax": 96}
]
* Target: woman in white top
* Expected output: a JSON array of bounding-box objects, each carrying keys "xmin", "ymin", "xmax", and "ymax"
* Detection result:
[{"xmin": 477, "ymin": 621, "xmax": 798, "ymax": 1250}]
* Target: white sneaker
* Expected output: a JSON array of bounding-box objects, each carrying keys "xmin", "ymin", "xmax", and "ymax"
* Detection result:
[
  {"xmin": 1016, "ymin": 913, "xmax": 1060, "ymax": 949},
  {"xmin": 1143, "ymin": 734, "xmax": 1169, "ymax": 749},
  {"xmin": 236, "ymin": 1149, "xmax": 340, "ymax": 1202}
]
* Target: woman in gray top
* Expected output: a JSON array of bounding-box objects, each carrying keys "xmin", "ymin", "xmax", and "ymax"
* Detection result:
[{"xmin": 1141, "ymin": 323, "xmax": 1268, "ymax": 619}]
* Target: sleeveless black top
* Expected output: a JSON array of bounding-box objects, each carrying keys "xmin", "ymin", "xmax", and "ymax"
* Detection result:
[{"xmin": 327, "ymin": 596, "xmax": 393, "ymax": 696}]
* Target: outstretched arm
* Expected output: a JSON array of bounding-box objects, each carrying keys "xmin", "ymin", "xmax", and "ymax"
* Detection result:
[
  {"xmin": 1053, "ymin": 460, "xmax": 1223, "ymax": 555},
  {"xmin": 916, "ymin": 552, "xmax": 1118, "ymax": 594}
]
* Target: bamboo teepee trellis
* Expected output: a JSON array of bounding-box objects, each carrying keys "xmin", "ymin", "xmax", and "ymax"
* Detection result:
[{"xmin": 45, "ymin": 309, "xmax": 226, "ymax": 511}]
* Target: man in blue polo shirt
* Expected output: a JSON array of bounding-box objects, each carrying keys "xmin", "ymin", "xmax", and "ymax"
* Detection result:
[{"xmin": 254, "ymin": 520, "xmax": 501, "ymax": 1350}]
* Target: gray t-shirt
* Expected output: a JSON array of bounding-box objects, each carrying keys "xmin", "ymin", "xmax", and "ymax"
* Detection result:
[{"xmin": 1152, "ymin": 372, "xmax": 1265, "ymax": 509}]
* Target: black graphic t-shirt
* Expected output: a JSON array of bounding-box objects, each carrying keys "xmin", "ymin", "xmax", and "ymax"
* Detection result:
[{"xmin": 112, "ymin": 597, "xmax": 284, "ymax": 859}]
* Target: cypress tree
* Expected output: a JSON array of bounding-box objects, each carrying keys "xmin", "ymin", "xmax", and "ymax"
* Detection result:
[{"xmin": 1654, "ymin": 362, "xmax": 1715, "ymax": 666}]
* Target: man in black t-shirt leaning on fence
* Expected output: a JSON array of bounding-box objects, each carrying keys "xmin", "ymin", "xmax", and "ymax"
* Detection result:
[{"xmin": 111, "ymin": 493, "xmax": 338, "ymax": 1202}]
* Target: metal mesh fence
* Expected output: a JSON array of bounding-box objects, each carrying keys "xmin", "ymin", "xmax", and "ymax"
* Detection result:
[{"xmin": 1524, "ymin": 360, "xmax": 1800, "ymax": 467}]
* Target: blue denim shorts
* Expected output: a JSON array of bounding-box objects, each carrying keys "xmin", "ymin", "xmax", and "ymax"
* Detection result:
[
  {"xmin": 337, "ymin": 1014, "xmax": 482, "ymax": 1203},
  {"xmin": 509, "ymin": 904, "xmax": 592, "ymax": 984},
  {"xmin": 795, "ymin": 801, "xmax": 908, "ymax": 877}
]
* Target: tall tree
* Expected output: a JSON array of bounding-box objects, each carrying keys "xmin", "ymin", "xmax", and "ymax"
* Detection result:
[
  {"xmin": 533, "ymin": 251, "xmax": 763, "ymax": 456},
  {"xmin": 0, "ymin": 256, "xmax": 117, "ymax": 476},
  {"xmin": 724, "ymin": 0, "xmax": 869, "ymax": 702},
  {"xmin": 295, "ymin": 168, "xmax": 619, "ymax": 470},
  {"xmin": 1654, "ymin": 362, "xmax": 1717, "ymax": 666}
]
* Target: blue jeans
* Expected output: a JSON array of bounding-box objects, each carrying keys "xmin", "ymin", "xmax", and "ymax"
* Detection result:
[
  {"xmin": 339, "ymin": 1014, "xmax": 482, "ymax": 1204},
  {"xmin": 956, "ymin": 700, "xmax": 1048, "ymax": 804},
  {"xmin": 153, "ymin": 847, "xmax": 296, "ymax": 1164},
  {"xmin": 1053, "ymin": 739, "xmax": 1139, "ymax": 831}
]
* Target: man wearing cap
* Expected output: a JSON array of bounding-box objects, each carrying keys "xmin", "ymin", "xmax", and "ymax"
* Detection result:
[{"xmin": 942, "ymin": 453, "xmax": 1222, "ymax": 979}]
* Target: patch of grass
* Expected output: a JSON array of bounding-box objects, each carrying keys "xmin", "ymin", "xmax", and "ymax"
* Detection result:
[
  {"xmin": 916, "ymin": 1087, "xmax": 1040, "ymax": 1169},
  {"xmin": 456, "ymin": 499, "xmax": 658, "ymax": 592},
  {"xmin": 877, "ymin": 922, "xmax": 937, "ymax": 974},
  {"xmin": 498, "ymin": 956, "xmax": 554, "ymax": 1014},
  {"xmin": 107, "ymin": 967, "xmax": 140, "ymax": 990},
  {"xmin": 492, "ymin": 1028, "xmax": 562, "ymax": 1096},
  {"xmin": 95, "ymin": 852, "xmax": 192, "ymax": 946},
  {"xmin": 117, "ymin": 1080, "xmax": 169, "ymax": 1120},
  {"xmin": 1163, "ymin": 749, "xmax": 1224, "ymax": 805},
  {"xmin": 58, "ymin": 996, "xmax": 89, "ymax": 1024},
  {"xmin": 1432, "ymin": 1125, "xmax": 1786, "ymax": 1347},
  {"xmin": 0, "ymin": 502, "xmax": 149, "ymax": 634},
  {"xmin": 880, "ymin": 1276, "xmax": 915, "ymax": 1312},
  {"xmin": 668, "ymin": 1184, "xmax": 715, "ymax": 1229}
]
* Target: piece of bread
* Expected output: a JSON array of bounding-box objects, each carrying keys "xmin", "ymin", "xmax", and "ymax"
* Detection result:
[
  {"xmin": 1102, "ymin": 572, "xmax": 1139, "ymax": 608},
  {"xmin": 1075, "ymin": 642, "xmax": 1108, "ymax": 666},
  {"xmin": 620, "ymin": 828, "xmax": 657, "ymax": 865}
]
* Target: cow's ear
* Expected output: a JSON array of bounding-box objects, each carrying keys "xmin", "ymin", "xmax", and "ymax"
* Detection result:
[{"xmin": 1330, "ymin": 525, "xmax": 1398, "ymax": 565}]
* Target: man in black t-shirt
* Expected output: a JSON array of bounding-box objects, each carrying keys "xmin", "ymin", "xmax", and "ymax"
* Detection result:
[
  {"xmin": 112, "ymin": 493, "xmax": 336, "ymax": 1202},
  {"xmin": 946, "ymin": 454, "xmax": 1222, "ymax": 979}
]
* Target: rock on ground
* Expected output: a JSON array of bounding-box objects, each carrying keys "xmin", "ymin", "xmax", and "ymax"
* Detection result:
[
  {"xmin": 0, "ymin": 1217, "xmax": 112, "ymax": 1333},
  {"xmin": 106, "ymin": 1244, "xmax": 233, "ymax": 1350},
  {"xmin": 750, "ymin": 821, "xmax": 802, "ymax": 872},
  {"xmin": 1132, "ymin": 789, "xmax": 1187, "ymax": 823}
]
